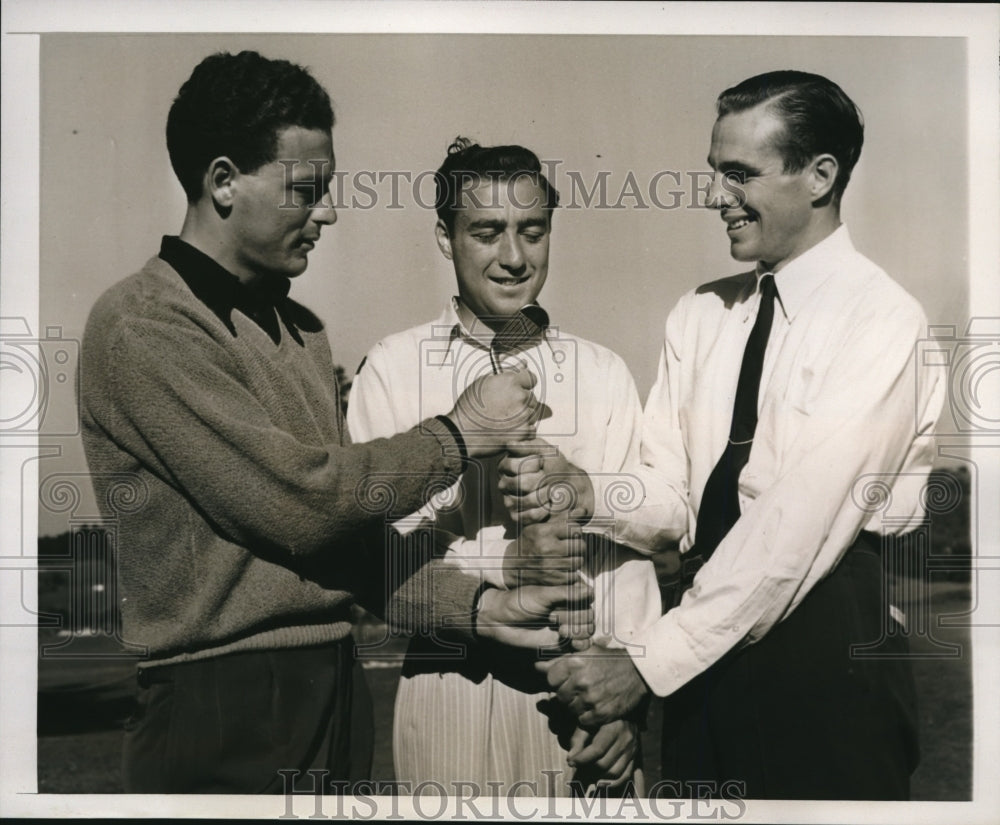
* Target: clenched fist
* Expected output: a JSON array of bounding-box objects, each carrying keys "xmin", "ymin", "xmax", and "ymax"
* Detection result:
[
  {"xmin": 536, "ymin": 645, "xmax": 649, "ymax": 727},
  {"xmin": 503, "ymin": 520, "xmax": 587, "ymax": 588},
  {"xmin": 446, "ymin": 368, "xmax": 540, "ymax": 457},
  {"xmin": 475, "ymin": 581, "xmax": 594, "ymax": 651},
  {"xmin": 499, "ymin": 439, "xmax": 595, "ymax": 524},
  {"xmin": 568, "ymin": 719, "xmax": 640, "ymax": 792}
]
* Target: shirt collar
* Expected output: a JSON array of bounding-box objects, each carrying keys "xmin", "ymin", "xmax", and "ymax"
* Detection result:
[
  {"xmin": 159, "ymin": 235, "xmax": 294, "ymax": 344},
  {"xmin": 451, "ymin": 296, "xmax": 497, "ymax": 349},
  {"xmin": 756, "ymin": 225, "xmax": 854, "ymax": 322}
]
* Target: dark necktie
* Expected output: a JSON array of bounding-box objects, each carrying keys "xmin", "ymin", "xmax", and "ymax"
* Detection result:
[{"xmin": 683, "ymin": 273, "xmax": 778, "ymax": 589}]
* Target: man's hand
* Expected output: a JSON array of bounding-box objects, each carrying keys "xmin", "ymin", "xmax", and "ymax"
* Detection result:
[
  {"xmin": 502, "ymin": 520, "xmax": 586, "ymax": 588},
  {"xmin": 536, "ymin": 645, "xmax": 649, "ymax": 727},
  {"xmin": 498, "ymin": 439, "xmax": 595, "ymax": 525},
  {"xmin": 446, "ymin": 369, "xmax": 540, "ymax": 457},
  {"xmin": 568, "ymin": 719, "xmax": 639, "ymax": 791},
  {"xmin": 475, "ymin": 582, "xmax": 593, "ymax": 650}
]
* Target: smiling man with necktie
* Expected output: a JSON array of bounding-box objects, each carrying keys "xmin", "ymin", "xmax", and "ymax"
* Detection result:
[{"xmin": 530, "ymin": 70, "xmax": 945, "ymax": 800}]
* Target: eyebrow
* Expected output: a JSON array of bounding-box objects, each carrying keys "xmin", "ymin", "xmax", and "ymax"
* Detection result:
[
  {"xmin": 466, "ymin": 219, "xmax": 507, "ymax": 232},
  {"xmin": 466, "ymin": 217, "xmax": 549, "ymax": 232},
  {"xmin": 286, "ymin": 160, "xmax": 334, "ymax": 182},
  {"xmin": 707, "ymin": 157, "xmax": 760, "ymax": 177},
  {"xmin": 517, "ymin": 217, "xmax": 549, "ymax": 230}
]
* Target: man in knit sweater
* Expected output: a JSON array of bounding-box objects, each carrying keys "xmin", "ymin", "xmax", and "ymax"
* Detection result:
[{"xmin": 79, "ymin": 50, "xmax": 587, "ymax": 794}]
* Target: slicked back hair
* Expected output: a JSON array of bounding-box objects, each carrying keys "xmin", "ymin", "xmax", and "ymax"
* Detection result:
[{"xmin": 716, "ymin": 70, "xmax": 864, "ymax": 201}]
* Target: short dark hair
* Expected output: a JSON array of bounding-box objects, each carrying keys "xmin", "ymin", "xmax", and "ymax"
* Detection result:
[
  {"xmin": 716, "ymin": 70, "xmax": 864, "ymax": 201},
  {"xmin": 434, "ymin": 138, "xmax": 560, "ymax": 231},
  {"xmin": 166, "ymin": 50, "xmax": 334, "ymax": 202}
]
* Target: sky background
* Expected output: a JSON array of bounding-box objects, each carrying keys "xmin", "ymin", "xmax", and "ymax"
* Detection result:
[{"xmin": 30, "ymin": 32, "xmax": 970, "ymax": 534}]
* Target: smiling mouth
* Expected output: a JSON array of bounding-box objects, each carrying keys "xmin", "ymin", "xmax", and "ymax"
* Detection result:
[
  {"xmin": 727, "ymin": 217, "xmax": 756, "ymax": 232},
  {"xmin": 489, "ymin": 275, "xmax": 530, "ymax": 286}
]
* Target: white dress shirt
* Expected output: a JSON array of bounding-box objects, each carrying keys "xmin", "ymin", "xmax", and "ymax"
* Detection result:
[
  {"xmin": 348, "ymin": 299, "xmax": 661, "ymax": 648},
  {"xmin": 593, "ymin": 226, "xmax": 945, "ymax": 696}
]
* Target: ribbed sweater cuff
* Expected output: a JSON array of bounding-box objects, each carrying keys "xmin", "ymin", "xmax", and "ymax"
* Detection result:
[
  {"xmin": 434, "ymin": 569, "xmax": 486, "ymax": 644},
  {"xmin": 420, "ymin": 415, "xmax": 468, "ymax": 472}
]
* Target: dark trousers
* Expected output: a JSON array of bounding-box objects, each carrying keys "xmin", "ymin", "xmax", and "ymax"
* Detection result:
[
  {"xmin": 660, "ymin": 536, "xmax": 919, "ymax": 800},
  {"xmin": 122, "ymin": 639, "xmax": 373, "ymax": 794}
]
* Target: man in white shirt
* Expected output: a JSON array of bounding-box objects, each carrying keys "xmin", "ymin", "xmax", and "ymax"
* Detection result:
[
  {"xmin": 525, "ymin": 71, "xmax": 944, "ymax": 799},
  {"xmin": 348, "ymin": 139, "xmax": 661, "ymax": 796}
]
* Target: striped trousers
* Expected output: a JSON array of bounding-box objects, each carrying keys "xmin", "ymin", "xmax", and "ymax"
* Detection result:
[{"xmin": 393, "ymin": 641, "xmax": 577, "ymax": 797}]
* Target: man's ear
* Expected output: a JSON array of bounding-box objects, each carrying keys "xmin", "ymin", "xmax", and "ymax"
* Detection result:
[
  {"xmin": 808, "ymin": 154, "xmax": 839, "ymax": 203},
  {"xmin": 207, "ymin": 157, "xmax": 238, "ymax": 210},
  {"xmin": 434, "ymin": 220, "xmax": 454, "ymax": 260}
]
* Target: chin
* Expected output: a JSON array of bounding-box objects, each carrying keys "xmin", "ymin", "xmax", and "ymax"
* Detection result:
[
  {"xmin": 729, "ymin": 244, "xmax": 758, "ymax": 263},
  {"xmin": 482, "ymin": 305, "xmax": 521, "ymax": 320},
  {"xmin": 284, "ymin": 258, "xmax": 310, "ymax": 278}
]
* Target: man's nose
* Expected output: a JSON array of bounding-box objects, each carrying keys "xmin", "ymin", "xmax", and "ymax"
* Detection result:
[
  {"xmin": 498, "ymin": 232, "xmax": 525, "ymax": 271},
  {"xmin": 706, "ymin": 171, "xmax": 742, "ymax": 210},
  {"xmin": 311, "ymin": 189, "xmax": 337, "ymax": 226}
]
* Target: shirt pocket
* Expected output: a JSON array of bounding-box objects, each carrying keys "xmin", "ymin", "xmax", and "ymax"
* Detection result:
[
  {"xmin": 769, "ymin": 360, "xmax": 822, "ymax": 461},
  {"xmin": 786, "ymin": 363, "xmax": 819, "ymax": 416}
]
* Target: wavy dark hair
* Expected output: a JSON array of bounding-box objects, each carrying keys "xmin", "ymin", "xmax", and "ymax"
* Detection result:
[
  {"xmin": 717, "ymin": 70, "xmax": 864, "ymax": 202},
  {"xmin": 166, "ymin": 50, "xmax": 334, "ymax": 201},
  {"xmin": 434, "ymin": 137, "xmax": 560, "ymax": 231}
]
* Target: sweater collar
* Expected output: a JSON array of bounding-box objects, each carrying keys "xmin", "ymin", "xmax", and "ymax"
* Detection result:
[{"xmin": 159, "ymin": 236, "xmax": 294, "ymax": 344}]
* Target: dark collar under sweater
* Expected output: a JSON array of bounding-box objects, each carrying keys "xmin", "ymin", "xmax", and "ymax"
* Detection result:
[{"xmin": 159, "ymin": 235, "xmax": 301, "ymax": 345}]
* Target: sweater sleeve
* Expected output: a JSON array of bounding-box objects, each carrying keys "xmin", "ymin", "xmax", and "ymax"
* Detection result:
[
  {"xmin": 100, "ymin": 315, "xmax": 465, "ymax": 559},
  {"xmin": 351, "ymin": 525, "xmax": 485, "ymax": 645},
  {"xmin": 346, "ymin": 337, "xmax": 501, "ymax": 630}
]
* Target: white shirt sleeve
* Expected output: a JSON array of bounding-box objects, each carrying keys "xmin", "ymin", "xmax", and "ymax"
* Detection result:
[{"xmin": 628, "ymin": 298, "xmax": 944, "ymax": 696}]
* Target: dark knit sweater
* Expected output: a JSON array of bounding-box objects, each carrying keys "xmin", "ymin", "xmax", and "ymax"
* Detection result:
[{"xmin": 80, "ymin": 240, "xmax": 480, "ymax": 666}]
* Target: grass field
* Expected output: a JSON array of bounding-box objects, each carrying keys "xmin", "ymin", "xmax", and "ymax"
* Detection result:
[{"xmin": 35, "ymin": 577, "xmax": 973, "ymax": 799}]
